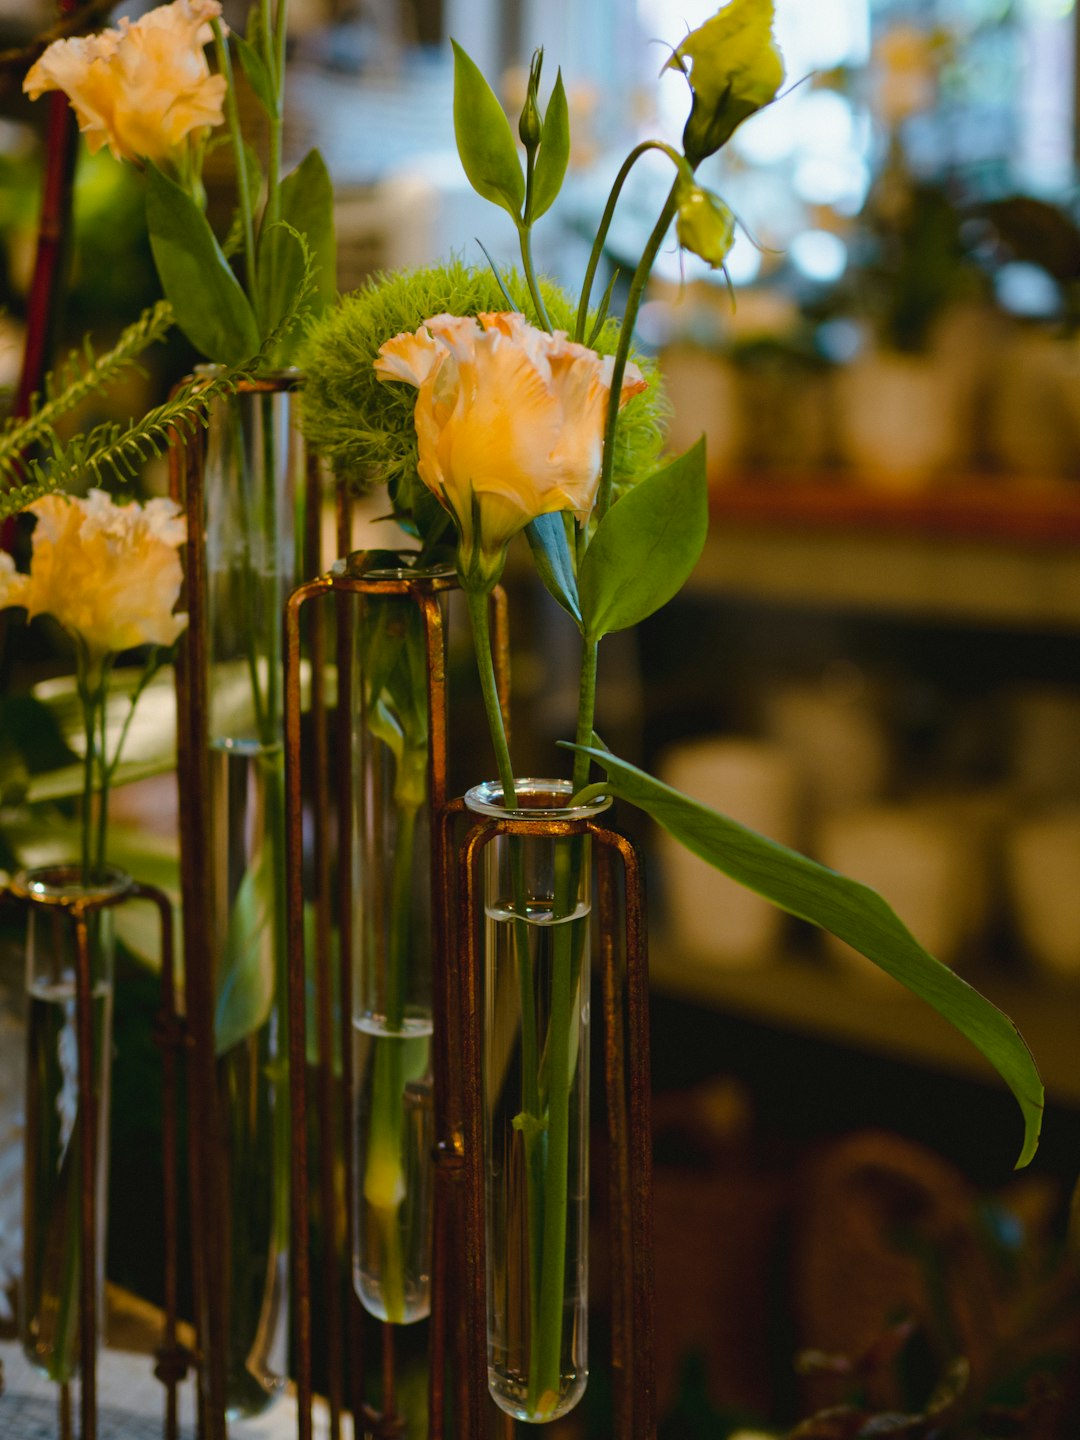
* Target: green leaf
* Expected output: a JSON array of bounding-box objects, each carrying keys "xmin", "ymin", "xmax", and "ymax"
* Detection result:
[
  {"xmin": 214, "ymin": 846, "xmax": 276, "ymax": 1054},
  {"xmin": 145, "ymin": 163, "xmax": 260, "ymax": 364},
  {"xmin": 578, "ymin": 438, "xmax": 708, "ymax": 640},
  {"xmin": 451, "ymin": 39, "xmax": 525, "ymax": 221},
  {"xmin": 529, "ymin": 68, "xmax": 570, "ymax": 222},
  {"xmin": 257, "ymin": 150, "xmax": 336, "ymax": 359},
  {"xmin": 566, "ymin": 744, "xmax": 1045, "ymax": 1169},
  {"xmin": 234, "ymin": 32, "xmax": 276, "ymax": 115},
  {"xmin": 526, "ymin": 513, "xmax": 582, "ymax": 626},
  {"xmin": 242, "ymin": 141, "xmax": 264, "ymax": 217}
]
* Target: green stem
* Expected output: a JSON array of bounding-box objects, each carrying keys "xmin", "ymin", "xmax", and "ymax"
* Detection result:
[
  {"xmin": 77, "ymin": 652, "xmax": 95, "ymax": 886},
  {"xmin": 570, "ymin": 640, "xmax": 599, "ymax": 797},
  {"xmin": 263, "ymin": 747, "xmax": 291, "ymax": 1250},
  {"xmin": 385, "ymin": 802, "xmax": 418, "ymax": 1030},
  {"xmin": 530, "ymin": 902, "xmax": 586, "ymax": 1416},
  {"xmin": 366, "ymin": 1036, "xmax": 408, "ymax": 1324},
  {"xmin": 258, "ymin": 0, "xmax": 287, "ymax": 309},
  {"xmin": 95, "ymin": 678, "xmax": 108, "ymax": 876},
  {"xmin": 213, "ymin": 21, "xmax": 258, "ymax": 313},
  {"xmin": 518, "ymin": 221, "xmax": 553, "ymax": 334},
  {"xmin": 361, "ymin": 795, "xmax": 418, "ymax": 1323},
  {"xmin": 573, "ymin": 140, "xmax": 686, "ymax": 344},
  {"xmin": 595, "ymin": 179, "xmax": 680, "ymax": 523},
  {"xmin": 259, "ymin": 393, "xmax": 282, "ymax": 744},
  {"xmin": 465, "ymin": 588, "xmax": 516, "ymax": 808},
  {"xmin": 465, "ymin": 585, "xmax": 550, "ymax": 1361},
  {"xmin": 49, "ymin": 1132, "xmax": 83, "ymax": 1383}
]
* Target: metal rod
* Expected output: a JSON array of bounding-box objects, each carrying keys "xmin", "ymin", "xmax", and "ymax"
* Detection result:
[
  {"xmin": 598, "ymin": 842, "xmax": 632, "ymax": 1440},
  {"xmin": 168, "ymin": 394, "xmax": 228, "ymax": 1440},
  {"xmin": 431, "ymin": 799, "xmax": 467, "ymax": 1440},
  {"xmin": 306, "ymin": 463, "xmax": 345, "ymax": 1440},
  {"xmin": 285, "ymin": 579, "xmax": 332, "ymax": 1440},
  {"xmin": 592, "ymin": 824, "xmax": 656, "ymax": 1440},
  {"xmin": 74, "ymin": 906, "xmax": 97, "ymax": 1440},
  {"xmin": 334, "ymin": 485, "xmax": 366, "ymax": 1420},
  {"xmin": 134, "ymin": 882, "xmax": 191, "ymax": 1440},
  {"xmin": 458, "ymin": 822, "xmax": 493, "ymax": 1440}
]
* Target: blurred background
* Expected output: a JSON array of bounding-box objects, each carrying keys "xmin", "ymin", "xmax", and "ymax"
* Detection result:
[{"xmin": 4, "ymin": 1, "xmax": 1080, "ymax": 1435}]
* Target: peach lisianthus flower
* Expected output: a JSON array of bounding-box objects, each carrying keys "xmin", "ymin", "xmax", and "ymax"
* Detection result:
[
  {"xmin": 23, "ymin": 0, "xmax": 226, "ymax": 168},
  {"xmin": 0, "ymin": 490, "xmax": 187, "ymax": 664},
  {"xmin": 375, "ymin": 311, "xmax": 647, "ymax": 589}
]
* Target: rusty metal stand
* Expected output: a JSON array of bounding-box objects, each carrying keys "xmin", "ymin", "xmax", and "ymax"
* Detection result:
[
  {"xmin": 284, "ymin": 553, "xmax": 461, "ymax": 1440},
  {"xmin": 170, "ymin": 374, "xmax": 313, "ymax": 1440},
  {"xmin": 5, "ymin": 873, "xmax": 189, "ymax": 1440},
  {"xmin": 444, "ymin": 804, "xmax": 658, "ymax": 1440}
]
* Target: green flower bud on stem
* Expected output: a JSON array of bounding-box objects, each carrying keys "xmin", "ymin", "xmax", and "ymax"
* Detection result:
[
  {"xmin": 519, "ymin": 48, "xmax": 544, "ymax": 155},
  {"xmin": 674, "ymin": 177, "xmax": 736, "ymax": 268},
  {"xmin": 666, "ymin": 0, "xmax": 785, "ymax": 165}
]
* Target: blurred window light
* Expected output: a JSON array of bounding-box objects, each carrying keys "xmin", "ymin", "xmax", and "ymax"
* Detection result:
[
  {"xmin": 789, "ymin": 229, "xmax": 849, "ymax": 282},
  {"xmin": 994, "ymin": 260, "xmax": 1063, "ymax": 317},
  {"xmin": 794, "ymin": 155, "xmax": 871, "ymax": 209},
  {"xmin": 775, "ymin": 0, "xmax": 871, "ymax": 72}
]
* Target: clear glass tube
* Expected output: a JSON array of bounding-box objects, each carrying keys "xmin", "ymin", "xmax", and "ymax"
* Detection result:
[
  {"xmin": 465, "ymin": 780, "xmax": 611, "ymax": 1424},
  {"xmin": 203, "ymin": 378, "xmax": 299, "ymax": 1416},
  {"xmin": 350, "ymin": 568, "xmax": 451, "ymax": 1326},
  {"xmin": 17, "ymin": 864, "xmax": 128, "ymax": 1384}
]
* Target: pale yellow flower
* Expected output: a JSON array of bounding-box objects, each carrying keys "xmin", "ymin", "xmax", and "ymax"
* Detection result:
[
  {"xmin": 2, "ymin": 490, "xmax": 187, "ymax": 661},
  {"xmin": 666, "ymin": 0, "xmax": 785, "ymax": 163},
  {"xmin": 24, "ymin": 0, "xmax": 226, "ymax": 168},
  {"xmin": 375, "ymin": 312, "xmax": 647, "ymax": 588}
]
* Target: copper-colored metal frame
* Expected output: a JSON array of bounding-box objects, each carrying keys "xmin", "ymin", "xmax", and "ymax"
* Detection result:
[
  {"xmin": 169, "ymin": 374, "xmax": 309, "ymax": 1439},
  {"xmin": 439, "ymin": 801, "xmax": 658, "ymax": 1440},
  {"xmin": 283, "ymin": 553, "xmax": 463, "ymax": 1440},
  {"xmin": 4, "ymin": 874, "xmax": 188, "ymax": 1440}
]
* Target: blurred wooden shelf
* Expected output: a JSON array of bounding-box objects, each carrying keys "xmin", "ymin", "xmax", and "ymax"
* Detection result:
[
  {"xmin": 650, "ymin": 943, "xmax": 1080, "ymax": 1109},
  {"xmin": 695, "ymin": 475, "xmax": 1080, "ymax": 628}
]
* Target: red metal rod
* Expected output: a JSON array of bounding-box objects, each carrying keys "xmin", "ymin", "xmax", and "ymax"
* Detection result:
[
  {"xmin": 458, "ymin": 822, "xmax": 495, "ymax": 1440},
  {"xmin": 74, "ymin": 907, "xmax": 98, "ymax": 1440},
  {"xmin": 333, "ymin": 486, "xmax": 367, "ymax": 1420},
  {"xmin": 133, "ymin": 882, "xmax": 191, "ymax": 1440},
  {"xmin": 595, "ymin": 826, "xmax": 656, "ymax": 1440},
  {"xmin": 169, "ymin": 398, "xmax": 228, "ymax": 1440},
  {"xmin": 598, "ymin": 842, "xmax": 633, "ymax": 1440},
  {"xmin": 284, "ymin": 579, "xmax": 333, "ymax": 1440}
]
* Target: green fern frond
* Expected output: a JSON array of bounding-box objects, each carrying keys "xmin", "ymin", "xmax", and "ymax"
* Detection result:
[
  {"xmin": 0, "ymin": 300, "xmax": 175, "ymax": 482},
  {"xmin": 9, "ymin": 363, "xmax": 252, "ymax": 509},
  {"xmin": 0, "ymin": 480, "xmax": 50, "ymax": 514},
  {"xmin": 0, "ymin": 242, "xmax": 319, "ymax": 518}
]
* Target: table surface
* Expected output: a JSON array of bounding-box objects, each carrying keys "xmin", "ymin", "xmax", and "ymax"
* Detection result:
[{"xmin": 0, "ymin": 1341, "xmax": 348, "ymax": 1439}]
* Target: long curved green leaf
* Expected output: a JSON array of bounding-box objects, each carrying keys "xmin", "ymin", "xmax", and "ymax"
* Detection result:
[
  {"xmin": 451, "ymin": 39, "xmax": 525, "ymax": 221},
  {"xmin": 567, "ymin": 744, "xmax": 1044, "ymax": 1168}
]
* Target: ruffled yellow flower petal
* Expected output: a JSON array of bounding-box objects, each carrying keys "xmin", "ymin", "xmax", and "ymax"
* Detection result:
[
  {"xmin": 24, "ymin": 0, "xmax": 226, "ymax": 167},
  {"xmin": 1, "ymin": 491, "xmax": 187, "ymax": 663},
  {"xmin": 376, "ymin": 312, "xmax": 646, "ymax": 588}
]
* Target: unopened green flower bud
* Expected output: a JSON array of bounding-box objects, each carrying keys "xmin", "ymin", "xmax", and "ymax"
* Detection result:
[
  {"xmin": 519, "ymin": 49, "xmax": 544, "ymax": 154},
  {"xmin": 666, "ymin": 0, "xmax": 785, "ymax": 166},
  {"xmin": 675, "ymin": 179, "xmax": 736, "ymax": 269}
]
